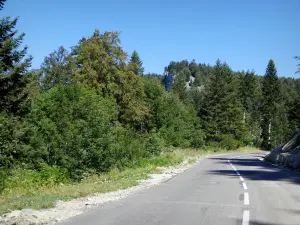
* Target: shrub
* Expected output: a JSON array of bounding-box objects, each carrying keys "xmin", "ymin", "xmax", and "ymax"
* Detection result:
[
  {"xmin": 26, "ymin": 84, "xmax": 118, "ymax": 179},
  {"xmin": 144, "ymin": 133, "xmax": 164, "ymax": 156},
  {"xmin": 218, "ymin": 134, "xmax": 244, "ymax": 150}
]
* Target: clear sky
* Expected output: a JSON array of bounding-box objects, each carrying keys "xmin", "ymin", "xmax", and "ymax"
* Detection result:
[{"xmin": 2, "ymin": 0, "xmax": 300, "ymax": 77}]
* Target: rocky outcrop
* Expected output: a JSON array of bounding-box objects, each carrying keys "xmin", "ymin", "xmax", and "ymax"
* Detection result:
[{"xmin": 265, "ymin": 131, "xmax": 300, "ymax": 170}]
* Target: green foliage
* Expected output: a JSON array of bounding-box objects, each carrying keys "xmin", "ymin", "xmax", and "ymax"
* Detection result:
[
  {"xmin": 155, "ymin": 93, "xmax": 203, "ymax": 148},
  {"xmin": 209, "ymin": 134, "xmax": 243, "ymax": 150},
  {"xmin": 238, "ymin": 70, "xmax": 262, "ymax": 145},
  {"xmin": 0, "ymin": 16, "xmax": 32, "ymax": 115},
  {"xmin": 74, "ymin": 30, "xmax": 149, "ymax": 127},
  {"xmin": 26, "ymin": 83, "xmax": 118, "ymax": 178},
  {"xmin": 200, "ymin": 60, "xmax": 246, "ymax": 144},
  {"xmin": 0, "ymin": 0, "xmax": 6, "ymax": 10},
  {"xmin": 295, "ymin": 56, "xmax": 300, "ymax": 74},
  {"xmin": 172, "ymin": 72, "xmax": 187, "ymax": 100},
  {"xmin": 40, "ymin": 46, "xmax": 75, "ymax": 90},
  {"xmin": 129, "ymin": 50, "xmax": 144, "ymax": 75},
  {"xmin": 261, "ymin": 59, "xmax": 281, "ymax": 149}
]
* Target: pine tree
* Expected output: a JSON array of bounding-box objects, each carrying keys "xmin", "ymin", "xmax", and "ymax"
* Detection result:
[
  {"xmin": 0, "ymin": 0, "xmax": 5, "ymax": 10},
  {"xmin": 261, "ymin": 59, "xmax": 281, "ymax": 149},
  {"xmin": 0, "ymin": 3, "xmax": 32, "ymax": 115},
  {"xmin": 172, "ymin": 71, "xmax": 187, "ymax": 101},
  {"xmin": 295, "ymin": 56, "xmax": 300, "ymax": 74},
  {"xmin": 129, "ymin": 50, "xmax": 144, "ymax": 75},
  {"xmin": 239, "ymin": 70, "xmax": 262, "ymax": 144},
  {"xmin": 200, "ymin": 59, "xmax": 245, "ymax": 145}
]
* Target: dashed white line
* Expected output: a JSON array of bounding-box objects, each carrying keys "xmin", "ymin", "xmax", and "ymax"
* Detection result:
[
  {"xmin": 244, "ymin": 192, "xmax": 249, "ymax": 205},
  {"xmin": 228, "ymin": 157, "xmax": 250, "ymax": 225},
  {"xmin": 242, "ymin": 210, "xmax": 250, "ymax": 225}
]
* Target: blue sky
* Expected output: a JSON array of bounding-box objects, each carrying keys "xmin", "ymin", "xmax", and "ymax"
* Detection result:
[{"xmin": 2, "ymin": 0, "xmax": 300, "ymax": 77}]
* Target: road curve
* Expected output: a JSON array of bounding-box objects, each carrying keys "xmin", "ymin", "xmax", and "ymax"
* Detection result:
[{"xmin": 61, "ymin": 152, "xmax": 300, "ymax": 225}]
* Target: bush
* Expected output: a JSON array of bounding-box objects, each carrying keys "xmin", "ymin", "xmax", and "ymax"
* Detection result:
[
  {"xmin": 144, "ymin": 133, "xmax": 164, "ymax": 156},
  {"xmin": 26, "ymin": 84, "xmax": 118, "ymax": 179},
  {"xmin": 190, "ymin": 130, "xmax": 205, "ymax": 148},
  {"xmin": 218, "ymin": 134, "xmax": 244, "ymax": 150},
  {"xmin": 154, "ymin": 93, "xmax": 204, "ymax": 148}
]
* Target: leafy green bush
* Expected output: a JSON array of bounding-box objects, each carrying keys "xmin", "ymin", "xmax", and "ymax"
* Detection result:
[
  {"xmin": 211, "ymin": 134, "xmax": 244, "ymax": 150},
  {"xmin": 154, "ymin": 93, "xmax": 204, "ymax": 148},
  {"xmin": 144, "ymin": 133, "xmax": 164, "ymax": 156},
  {"xmin": 190, "ymin": 130, "xmax": 205, "ymax": 148},
  {"xmin": 26, "ymin": 83, "xmax": 118, "ymax": 179}
]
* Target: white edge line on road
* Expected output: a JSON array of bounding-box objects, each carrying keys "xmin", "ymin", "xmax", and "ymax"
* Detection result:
[
  {"xmin": 242, "ymin": 182, "xmax": 248, "ymax": 190},
  {"xmin": 244, "ymin": 192, "xmax": 249, "ymax": 205},
  {"xmin": 242, "ymin": 210, "xmax": 250, "ymax": 225},
  {"xmin": 240, "ymin": 176, "xmax": 244, "ymax": 182}
]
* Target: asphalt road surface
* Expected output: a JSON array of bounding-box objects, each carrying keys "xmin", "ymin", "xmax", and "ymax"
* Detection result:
[{"xmin": 62, "ymin": 152, "xmax": 300, "ymax": 225}]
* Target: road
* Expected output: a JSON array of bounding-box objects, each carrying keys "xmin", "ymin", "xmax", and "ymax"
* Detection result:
[{"xmin": 62, "ymin": 152, "xmax": 300, "ymax": 225}]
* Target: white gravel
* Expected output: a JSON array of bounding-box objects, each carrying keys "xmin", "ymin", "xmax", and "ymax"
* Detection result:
[{"xmin": 0, "ymin": 156, "xmax": 202, "ymax": 225}]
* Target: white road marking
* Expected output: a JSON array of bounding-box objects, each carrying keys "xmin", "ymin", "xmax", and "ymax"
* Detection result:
[
  {"xmin": 244, "ymin": 192, "xmax": 249, "ymax": 205},
  {"xmin": 228, "ymin": 157, "xmax": 250, "ymax": 225},
  {"xmin": 242, "ymin": 210, "xmax": 250, "ymax": 225}
]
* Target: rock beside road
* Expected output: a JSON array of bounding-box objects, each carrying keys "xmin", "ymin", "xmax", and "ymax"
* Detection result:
[{"xmin": 265, "ymin": 131, "xmax": 300, "ymax": 170}]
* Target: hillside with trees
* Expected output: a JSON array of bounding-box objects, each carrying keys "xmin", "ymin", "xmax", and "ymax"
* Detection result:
[{"xmin": 1, "ymin": 0, "xmax": 300, "ymax": 207}]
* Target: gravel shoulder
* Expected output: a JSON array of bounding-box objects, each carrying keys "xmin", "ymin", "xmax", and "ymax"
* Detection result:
[{"xmin": 0, "ymin": 156, "xmax": 202, "ymax": 225}]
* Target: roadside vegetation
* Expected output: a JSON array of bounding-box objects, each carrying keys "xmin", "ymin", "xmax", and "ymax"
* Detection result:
[
  {"xmin": 0, "ymin": 147, "xmax": 258, "ymax": 214},
  {"xmin": 1, "ymin": 0, "xmax": 300, "ymax": 214}
]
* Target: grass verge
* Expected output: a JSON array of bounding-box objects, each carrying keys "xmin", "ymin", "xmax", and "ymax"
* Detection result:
[{"xmin": 0, "ymin": 147, "xmax": 260, "ymax": 214}]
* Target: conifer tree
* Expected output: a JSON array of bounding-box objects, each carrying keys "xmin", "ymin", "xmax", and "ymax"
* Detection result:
[
  {"xmin": 261, "ymin": 59, "xmax": 281, "ymax": 149},
  {"xmin": 200, "ymin": 60, "xmax": 245, "ymax": 144},
  {"xmin": 129, "ymin": 50, "xmax": 144, "ymax": 75},
  {"xmin": 0, "ymin": 1, "xmax": 32, "ymax": 115}
]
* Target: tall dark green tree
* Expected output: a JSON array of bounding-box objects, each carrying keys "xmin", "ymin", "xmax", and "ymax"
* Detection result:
[
  {"xmin": 0, "ymin": 2, "xmax": 32, "ymax": 115},
  {"xmin": 0, "ymin": 0, "xmax": 5, "ymax": 9},
  {"xmin": 295, "ymin": 56, "xmax": 300, "ymax": 74},
  {"xmin": 129, "ymin": 50, "xmax": 144, "ymax": 75},
  {"xmin": 200, "ymin": 59, "xmax": 246, "ymax": 147},
  {"xmin": 261, "ymin": 59, "xmax": 281, "ymax": 149},
  {"xmin": 172, "ymin": 71, "xmax": 187, "ymax": 101},
  {"xmin": 239, "ymin": 70, "xmax": 262, "ymax": 144}
]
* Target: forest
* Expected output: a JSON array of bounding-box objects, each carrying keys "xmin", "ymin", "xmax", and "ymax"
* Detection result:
[{"xmin": 1, "ymin": 0, "xmax": 300, "ymax": 195}]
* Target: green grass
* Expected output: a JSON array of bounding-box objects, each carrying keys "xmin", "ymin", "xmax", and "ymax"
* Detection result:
[{"xmin": 0, "ymin": 147, "xmax": 259, "ymax": 214}]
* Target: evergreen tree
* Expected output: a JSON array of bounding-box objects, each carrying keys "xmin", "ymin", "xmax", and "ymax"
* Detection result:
[
  {"xmin": 0, "ymin": 0, "xmax": 5, "ymax": 10},
  {"xmin": 172, "ymin": 71, "xmax": 187, "ymax": 101},
  {"xmin": 0, "ymin": 4, "xmax": 32, "ymax": 115},
  {"xmin": 295, "ymin": 56, "xmax": 300, "ymax": 74},
  {"xmin": 200, "ymin": 60, "xmax": 245, "ymax": 145},
  {"xmin": 261, "ymin": 59, "xmax": 281, "ymax": 149},
  {"xmin": 129, "ymin": 50, "xmax": 144, "ymax": 75},
  {"xmin": 239, "ymin": 70, "xmax": 262, "ymax": 144}
]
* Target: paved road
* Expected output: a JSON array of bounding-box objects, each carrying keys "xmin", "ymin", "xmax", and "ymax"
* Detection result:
[{"xmin": 62, "ymin": 152, "xmax": 300, "ymax": 225}]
